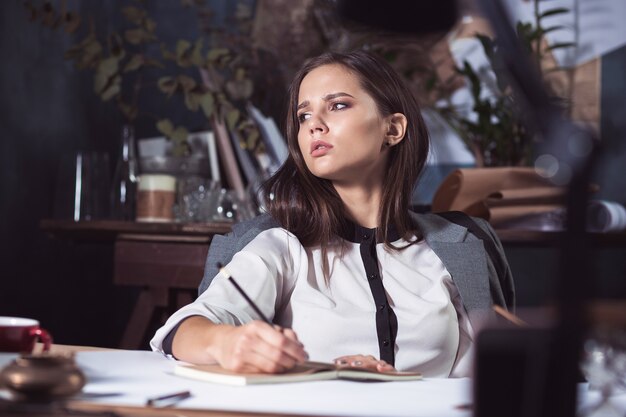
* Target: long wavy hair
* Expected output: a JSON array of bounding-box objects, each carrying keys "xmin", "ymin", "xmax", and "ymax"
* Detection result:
[{"xmin": 262, "ymin": 50, "xmax": 429, "ymax": 268}]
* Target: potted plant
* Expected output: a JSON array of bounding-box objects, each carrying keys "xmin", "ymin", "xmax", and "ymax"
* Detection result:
[{"xmin": 24, "ymin": 0, "xmax": 271, "ymax": 220}]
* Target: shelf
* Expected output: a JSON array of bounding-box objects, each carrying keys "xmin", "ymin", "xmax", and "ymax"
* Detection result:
[{"xmin": 40, "ymin": 219, "xmax": 233, "ymax": 243}]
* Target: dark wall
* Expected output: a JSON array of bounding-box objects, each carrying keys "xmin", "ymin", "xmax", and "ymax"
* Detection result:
[{"xmin": 1, "ymin": 1, "xmax": 130, "ymax": 347}]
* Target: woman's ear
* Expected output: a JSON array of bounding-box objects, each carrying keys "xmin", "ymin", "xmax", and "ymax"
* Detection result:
[{"xmin": 384, "ymin": 113, "xmax": 408, "ymax": 147}]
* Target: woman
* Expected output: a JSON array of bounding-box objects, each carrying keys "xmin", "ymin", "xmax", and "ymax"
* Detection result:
[{"xmin": 151, "ymin": 50, "xmax": 514, "ymax": 377}]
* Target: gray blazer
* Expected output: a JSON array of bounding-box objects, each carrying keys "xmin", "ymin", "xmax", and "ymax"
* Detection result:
[{"xmin": 199, "ymin": 212, "xmax": 515, "ymax": 327}]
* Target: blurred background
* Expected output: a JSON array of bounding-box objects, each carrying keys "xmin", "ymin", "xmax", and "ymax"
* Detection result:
[{"xmin": 1, "ymin": 0, "xmax": 625, "ymax": 348}]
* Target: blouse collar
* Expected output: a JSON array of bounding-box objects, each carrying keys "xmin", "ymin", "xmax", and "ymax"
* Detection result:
[{"xmin": 339, "ymin": 218, "xmax": 401, "ymax": 244}]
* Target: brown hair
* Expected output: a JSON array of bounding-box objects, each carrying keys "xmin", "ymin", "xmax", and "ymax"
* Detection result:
[{"xmin": 262, "ymin": 50, "xmax": 429, "ymax": 263}]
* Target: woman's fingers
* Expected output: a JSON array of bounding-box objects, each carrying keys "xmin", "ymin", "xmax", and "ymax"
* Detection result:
[
  {"xmin": 333, "ymin": 354, "xmax": 396, "ymax": 371},
  {"xmin": 376, "ymin": 360, "xmax": 395, "ymax": 372},
  {"xmin": 220, "ymin": 321, "xmax": 308, "ymax": 373},
  {"xmin": 252, "ymin": 335, "xmax": 306, "ymax": 372}
]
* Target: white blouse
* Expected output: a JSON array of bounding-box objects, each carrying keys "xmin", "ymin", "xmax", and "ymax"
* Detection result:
[{"xmin": 151, "ymin": 227, "xmax": 474, "ymax": 377}]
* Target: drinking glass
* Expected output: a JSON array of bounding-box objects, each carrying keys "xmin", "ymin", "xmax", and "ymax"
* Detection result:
[
  {"xmin": 54, "ymin": 152, "xmax": 111, "ymax": 221},
  {"xmin": 579, "ymin": 325, "xmax": 626, "ymax": 416}
]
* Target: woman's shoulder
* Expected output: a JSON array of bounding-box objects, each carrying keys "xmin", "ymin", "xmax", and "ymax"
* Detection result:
[
  {"xmin": 230, "ymin": 213, "xmax": 281, "ymax": 237},
  {"xmin": 199, "ymin": 214, "xmax": 298, "ymax": 295},
  {"xmin": 228, "ymin": 214, "xmax": 305, "ymax": 251},
  {"xmin": 409, "ymin": 211, "xmax": 496, "ymax": 241}
]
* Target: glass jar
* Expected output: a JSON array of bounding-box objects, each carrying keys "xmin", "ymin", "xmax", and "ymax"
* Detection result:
[{"xmin": 110, "ymin": 124, "xmax": 138, "ymax": 220}]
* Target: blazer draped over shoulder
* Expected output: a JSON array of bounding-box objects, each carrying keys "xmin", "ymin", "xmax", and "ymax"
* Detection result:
[{"xmin": 198, "ymin": 212, "xmax": 515, "ymax": 329}]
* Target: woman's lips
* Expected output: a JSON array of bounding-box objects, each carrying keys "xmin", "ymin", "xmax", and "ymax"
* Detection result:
[{"xmin": 310, "ymin": 140, "xmax": 333, "ymax": 157}]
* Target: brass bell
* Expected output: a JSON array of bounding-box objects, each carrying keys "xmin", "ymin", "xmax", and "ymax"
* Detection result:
[{"xmin": 0, "ymin": 353, "xmax": 86, "ymax": 402}]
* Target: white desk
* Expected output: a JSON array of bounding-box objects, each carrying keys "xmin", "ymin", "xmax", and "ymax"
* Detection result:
[{"xmin": 1, "ymin": 349, "xmax": 625, "ymax": 417}]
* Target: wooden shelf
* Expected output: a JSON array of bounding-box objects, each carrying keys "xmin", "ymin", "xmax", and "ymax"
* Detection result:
[
  {"xmin": 40, "ymin": 219, "xmax": 233, "ymax": 243},
  {"xmin": 495, "ymin": 228, "xmax": 626, "ymax": 247}
]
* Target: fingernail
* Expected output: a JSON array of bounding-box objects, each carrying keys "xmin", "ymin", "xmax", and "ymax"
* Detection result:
[
  {"xmin": 352, "ymin": 360, "xmax": 363, "ymax": 366},
  {"xmin": 336, "ymin": 359, "xmax": 347, "ymax": 365}
]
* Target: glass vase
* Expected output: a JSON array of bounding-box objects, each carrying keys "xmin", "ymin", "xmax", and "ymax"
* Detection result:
[{"xmin": 110, "ymin": 124, "xmax": 138, "ymax": 220}]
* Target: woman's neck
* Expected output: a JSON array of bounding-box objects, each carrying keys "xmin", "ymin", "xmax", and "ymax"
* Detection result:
[{"xmin": 333, "ymin": 182, "xmax": 382, "ymax": 229}]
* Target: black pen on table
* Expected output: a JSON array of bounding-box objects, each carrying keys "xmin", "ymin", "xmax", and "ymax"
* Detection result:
[
  {"xmin": 217, "ymin": 262, "xmax": 274, "ymax": 327},
  {"xmin": 146, "ymin": 390, "xmax": 192, "ymax": 407}
]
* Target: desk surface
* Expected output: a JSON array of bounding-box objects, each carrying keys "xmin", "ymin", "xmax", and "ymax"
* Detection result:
[
  {"xmin": 2, "ymin": 348, "xmax": 473, "ymax": 417},
  {"xmin": 3, "ymin": 346, "xmax": 626, "ymax": 417}
]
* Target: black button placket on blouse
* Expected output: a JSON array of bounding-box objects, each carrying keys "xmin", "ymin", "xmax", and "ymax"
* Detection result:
[{"xmin": 358, "ymin": 230, "xmax": 398, "ymax": 366}]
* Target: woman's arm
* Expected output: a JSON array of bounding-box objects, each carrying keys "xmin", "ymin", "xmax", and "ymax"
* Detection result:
[{"xmin": 171, "ymin": 316, "xmax": 308, "ymax": 373}]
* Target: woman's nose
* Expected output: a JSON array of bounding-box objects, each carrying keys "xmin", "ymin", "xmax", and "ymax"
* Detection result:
[{"xmin": 307, "ymin": 116, "xmax": 328, "ymax": 135}]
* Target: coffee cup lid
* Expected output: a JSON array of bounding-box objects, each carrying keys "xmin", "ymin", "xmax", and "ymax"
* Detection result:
[{"xmin": 138, "ymin": 174, "xmax": 176, "ymax": 191}]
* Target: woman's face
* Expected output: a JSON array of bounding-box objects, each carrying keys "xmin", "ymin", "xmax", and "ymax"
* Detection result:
[{"xmin": 296, "ymin": 64, "xmax": 390, "ymax": 186}]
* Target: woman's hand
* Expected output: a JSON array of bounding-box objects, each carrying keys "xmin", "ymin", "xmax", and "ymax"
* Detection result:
[
  {"xmin": 333, "ymin": 354, "xmax": 396, "ymax": 372},
  {"xmin": 214, "ymin": 321, "xmax": 308, "ymax": 374},
  {"xmin": 172, "ymin": 317, "xmax": 308, "ymax": 374}
]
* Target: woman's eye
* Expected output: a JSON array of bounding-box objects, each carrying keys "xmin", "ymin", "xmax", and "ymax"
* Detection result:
[
  {"xmin": 331, "ymin": 102, "xmax": 348, "ymax": 111},
  {"xmin": 297, "ymin": 113, "xmax": 310, "ymax": 123}
]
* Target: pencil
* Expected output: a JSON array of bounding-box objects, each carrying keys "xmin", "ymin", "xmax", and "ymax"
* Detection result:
[
  {"xmin": 492, "ymin": 305, "xmax": 528, "ymax": 327},
  {"xmin": 146, "ymin": 390, "xmax": 191, "ymax": 407},
  {"xmin": 217, "ymin": 262, "xmax": 273, "ymax": 325}
]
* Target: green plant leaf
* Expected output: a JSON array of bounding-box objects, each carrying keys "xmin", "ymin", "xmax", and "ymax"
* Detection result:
[
  {"xmin": 226, "ymin": 109, "xmax": 240, "ymax": 130},
  {"xmin": 64, "ymin": 33, "xmax": 103, "ymax": 69},
  {"xmin": 475, "ymin": 33, "xmax": 495, "ymax": 59},
  {"xmin": 199, "ymin": 93, "xmax": 215, "ymax": 118},
  {"xmin": 124, "ymin": 54, "xmax": 144, "ymax": 72},
  {"xmin": 246, "ymin": 128, "xmax": 259, "ymax": 149},
  {"xmin": 99, "ymin": 75, "xmax": 121, "ymax": 101},
  {"xmin": 226, "ymin": 78, "xmax": 253, "ymax": 100},
  {"xmin": 176, "ymin": 40, "xmax": 192, "ymax": 67},
  {"xmin": 157, "ymin": 76, "xmax": 177, "ymax": 97},
  {"xmin": 177, "ymin": 74, "xmax": 197, "ymax": 92},
  {"xmin": 539, "ymin": 8, "xmax": 570, "ymax": 19},
  {"xmin": 156, "ymin": 119, "xmax": 174, "ymax": 137},
  {"xmin": 461, "ymin": 61, "xmax": 481, "ymax": 100},
  {"xmin": 160, "ymin": 43, "xmax": 176, "ymax": 61},
  {"xmin": 94, "ymin": 56, "xmax": 119, "ymax": 97},
  {"xmin": 547, "ymin": 42, "xmax": 576, "ymax": 51},
  {"xmin": 207, "ymin": 48, "xmax": 229, "ymax": 63},
  {"xmin": 171, "ymin": 126, "xmax": 190, "ymax": 156},
  {"xmin": 185, "ymin": 91, "xmax": 200, "ymax": 111},
  {"xmin": 540, "ymin": 25, "xmax": 566, "ymax": 36},
  {"xmin": 191, "ymin": 38, "xmax": 204, "ymax": 67}
]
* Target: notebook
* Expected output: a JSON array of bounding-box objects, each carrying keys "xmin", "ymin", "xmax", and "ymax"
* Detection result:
[{"xmin": 174, "ymin": 361, "xmax": 422, "ymax": 386}]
